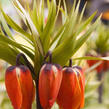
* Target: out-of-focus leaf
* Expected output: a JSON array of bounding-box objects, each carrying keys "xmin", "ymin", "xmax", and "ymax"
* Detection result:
[
  {"xmin": 40, "ymin": 0, "xmax": 57, "ymax": 53},
  {"xmin": 57, "ymin": 0, "xmax": 79, "ymax": 45},
  {"xmin": 52, "ymin": 16, "xmax": 99, "ymax": 66},
  {"xmin": 75, "ymin": 11, "xmax": 97, "ymax": 37},
  {"xmin": 73, "ymin": 56, "xmax": 109, "ymax": 61},
  {"xmin": 38, "ymin": 0, "xmax": 44, "ymax": 31},
  {"xmin": 0, "ymin": 42, "xmax": 19, "ymax": 65},
  {"xmin": 0, "ymin": 13, "xmax": 13, "ymax": 40},
  {"xmin": 72, "ymin": 16, "xmax": 100, "ymax": 55},
  {"xmin": 0, "ymin": 34, "xmax": 34, "ymax": 61},
  {"xmin": 78, "ymin": 2, "xmax": 87, "ymax": 23},
  {"xmin": 50, "ymin": 21, "xmax": 67, "ymax": 48},
  {"xmin": 30, "ymin": 0, "xmax": 41, "ymax": 35},
  {"xmin": 0, "ymin": 9, "xmax": 33, "ymax": 45},
  {"xmin": 61, "ymin": 0, "xmax": 68, "ymax": 24},
  {"xmin": 12, "ymin": 0, "xmax": 44, "ymax": 56}
]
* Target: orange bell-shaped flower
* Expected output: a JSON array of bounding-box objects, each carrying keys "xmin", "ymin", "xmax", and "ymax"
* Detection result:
[
  {"xmin": 38, "ymin": 52, "xmax": 62, "ymax": 109},
  {"xmin": 5, "ymin": 65, "xmax": 35, "ymax": 109},
  {"xmin": 57, "ymin": 60, "xmax": 85, "ymax": 109}
]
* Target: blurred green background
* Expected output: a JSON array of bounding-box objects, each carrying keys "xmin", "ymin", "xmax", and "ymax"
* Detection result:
[{"xmin": 0, "ymin": 0, "xmax": 109, "ymax": 109}]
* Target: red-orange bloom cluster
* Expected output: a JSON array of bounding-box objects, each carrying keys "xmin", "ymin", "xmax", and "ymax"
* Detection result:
[
  {"xmin": 57, "ymin": 66, "xmax": 85, "ymax": 109},
  {"xmin": 5, "ymin": 51, "xmax": 85, "ymax": 109},
  {"xmin": 103, "ymin": 52, "xmax": 109, "ymax": 71},
  {"xmin": 87, "ymin": 53, "xmax": 109, "ymax": 73},
  {"xmin": 87, "ymin": 59, "xmax": 104, "ymax": 73},
  {"xmin": 5, "ymin": 65, "xmax": 35, "ymax": 109}
]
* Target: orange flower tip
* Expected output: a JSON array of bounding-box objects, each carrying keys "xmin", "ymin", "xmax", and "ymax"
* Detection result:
[
  {"xmin": 63, "ymin": 67, "xmax": 73, "ymax": 73},
  {"xmin": 63, "ymin": 66, "xmax": 83, "ymax": 76},
  {"xmin": 73, "ymin": 66, "xmax": 82, "ymax": 71},
  {"xmin": 6, "ymin": 65, "xmax": 30, "ymax": 77},
  {"xmin": 40, "ymin": 63, "xmax": 62, "ymax": 73},
  {"xmin": 6, "ymin": 66, "xmax": 16, "ymax": 73}
]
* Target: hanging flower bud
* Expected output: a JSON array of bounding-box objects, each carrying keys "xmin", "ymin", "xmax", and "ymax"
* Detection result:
[
  {"xmin": 87, "ymin": 60, "xmax": 104, "ymax": 73},
  {"xmin": 5, "ymin": 65, "xmax": 35, "ymax": 109},
  {"xmin": 104, "ymin": 52, "xmax": 109, "ymax": 71},
  {"xmin": 39, "ymin": 51, "xmax": 62, "ymax": 109},
  {"xmin": 57, "ymin": 59, "xmax": 85, "ymax": 109},
  {"xmin": 87, "ymin": 54, "xmax": 104, "ymax": 73},
  {"xmin": 106, "ymin": 60, "xmax": 109, "ymax": 71},
  {"xmin": 5, "ymin": 54, "xmax": 35, "ymax": 109}
]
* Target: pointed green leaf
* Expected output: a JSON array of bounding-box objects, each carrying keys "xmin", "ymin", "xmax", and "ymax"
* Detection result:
[
  {"xmin": 1, "ymin": 9, "xmax": 33, "ymax": 45},
  {"xmin": 0, "ymin": 42, "xmax": 19, "ymax": 65},
  {"xmin": 0, "ymin": 34, "xmax": 34, "ymax": 61},
  {"xmin": 0, "ymin": 13, "xmax": 14, "ymax": 40},
  {"xmin": 75, "ymin": 11, "xmax": 97, "ymax": 37},
  {"xmin": 30, "ymin": 0, "xmax": 41, "ymax": 35},
  {"xmin": 12, "ymin": 0, "xmax": 44, "ymax": 56},
  {"xmin": 40, "ymin": 0, "xmax": 57, "ymax": 53},
  {"xmin": 78, "ymin": 2, "xmax": 87, "ymax": 23},
  {"xmin": 57, "ymin": 0, "xmax": 80, "ymax": 46},
  {"xmin": 73, "ymin": 16, "xmax": 100, "ymax": 55},
  {"xmin": 73, "ymin": 56, "xmax": 109, "ymax": 61},
  {"xmin": 52, "ymin": 14, "xmax": 100, "ymax": 66}
]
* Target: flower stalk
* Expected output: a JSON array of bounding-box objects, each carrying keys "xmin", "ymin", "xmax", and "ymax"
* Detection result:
[
  {"xmin": 35, "ymin": 78, "xmax": 43, "ymax": 109},
  {"xmin": 16, "ymin": 53, "xmax": 36, "ymax": 79}
]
